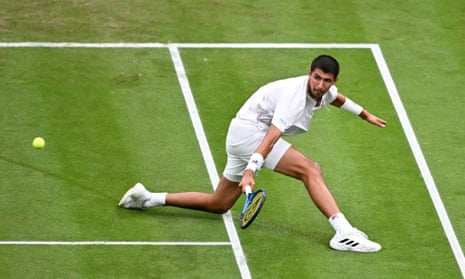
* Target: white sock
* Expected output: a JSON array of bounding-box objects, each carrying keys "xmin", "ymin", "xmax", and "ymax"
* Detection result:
[
  {"xmin": 329, "ymin": 212, "xmax": 353, "ymax": 234},
  {"xmin": 144, "ymin": 192, "xmax": 167, "ymax": 207}
]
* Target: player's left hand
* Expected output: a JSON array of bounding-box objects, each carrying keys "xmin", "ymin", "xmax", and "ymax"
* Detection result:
[{"xmin": 360, "ymin": 110, "xmax": 387, "ymax": 128}]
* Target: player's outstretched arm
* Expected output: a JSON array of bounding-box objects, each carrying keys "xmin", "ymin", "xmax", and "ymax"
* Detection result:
[{"xmin": 331, "ymin": 93, "xmax": 387, "ymax": 128}]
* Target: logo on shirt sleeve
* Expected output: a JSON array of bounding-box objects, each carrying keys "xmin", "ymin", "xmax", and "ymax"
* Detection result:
[{"xmin": 278, "ymin": 118, "xmax": 288, "ymax": 127}]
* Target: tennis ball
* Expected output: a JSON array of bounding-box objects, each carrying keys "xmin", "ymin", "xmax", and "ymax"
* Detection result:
[{"xmin": 32, "ymin": 137, "xmax": 45, "ymax": 149}]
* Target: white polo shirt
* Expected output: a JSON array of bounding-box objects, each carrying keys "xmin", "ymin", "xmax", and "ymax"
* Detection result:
[{"xmin": 235, "ymin": 75, "xmax": 338, "ymax": 136}]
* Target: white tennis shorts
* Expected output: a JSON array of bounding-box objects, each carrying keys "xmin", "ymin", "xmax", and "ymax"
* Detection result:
[{"xmin": 223, "ymin": 118, "xmax": 291, "ymax": 182}]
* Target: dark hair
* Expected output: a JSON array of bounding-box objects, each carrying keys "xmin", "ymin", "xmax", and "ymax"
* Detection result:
[{"xmin": 310, "ymin": 55, "xmax": 340, "ymax": 78}]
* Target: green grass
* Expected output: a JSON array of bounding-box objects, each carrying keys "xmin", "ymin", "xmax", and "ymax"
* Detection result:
[
  {"xmin": 1, "ymin": 0, "xmax": 465, "ymax": 278},
  {"xmin": 188, "ymin": 48, "xmax": 459, "ymax": 278},
  {"xmin": 1, "ymin": 246, "xmax": 239, "ymax": 278}
]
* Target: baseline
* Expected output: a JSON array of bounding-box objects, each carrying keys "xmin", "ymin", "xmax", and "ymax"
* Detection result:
[
  {"xmin": 0, "ymin": 42, "xmax": 375, "ymax": 49},
  {"xmin": 0, "ymin": 241, "xmax": 230, "ymax": 246}
]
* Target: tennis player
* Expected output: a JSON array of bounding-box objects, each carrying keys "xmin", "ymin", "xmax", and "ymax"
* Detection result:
[{"xmin": 119, "ymin": 55, "xmax": 387, "ymax": 252}]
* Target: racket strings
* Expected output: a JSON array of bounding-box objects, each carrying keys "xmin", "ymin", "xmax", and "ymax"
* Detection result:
[{"xmin": 242, "ymin": 192, "xmax": 265, "ymax": 223}]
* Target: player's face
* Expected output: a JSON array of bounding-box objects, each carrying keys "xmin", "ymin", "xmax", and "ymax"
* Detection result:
[{"xmin": 307, "ymin": 68, "xmax": 338, "ymax": 100}]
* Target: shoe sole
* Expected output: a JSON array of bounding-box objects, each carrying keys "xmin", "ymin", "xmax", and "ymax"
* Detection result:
[{"xmin": 330, "ymin": 240, "xmax": 381, "ymax": 252}]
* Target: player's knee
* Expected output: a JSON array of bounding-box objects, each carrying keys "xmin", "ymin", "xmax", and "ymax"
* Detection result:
[
  {"xmin": 212, "ymin": 207, "xmax": 230, "ymax": 214},
  {"xmin": 299, "ymin": 159, "xmax": 323, "ymax": 180},
  {"xmin": 307, "ymin": 160, "xmax": 323, "ymax": 176},
  {"xmin": 206, "ymin": 198, "xmax": 232, "ymax": 214},
  {"xmin": 209, "ymin": 204, "xmax": 231, "ymax": 214},
  {"xmin": 311, "ymin": 160, "xmax": 323, "ymax": 173}
]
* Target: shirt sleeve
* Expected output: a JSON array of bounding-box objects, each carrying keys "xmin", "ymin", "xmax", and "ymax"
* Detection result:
[{"xmin": 323, "ymin": 85, "xmax": 338, "ymax": 105}]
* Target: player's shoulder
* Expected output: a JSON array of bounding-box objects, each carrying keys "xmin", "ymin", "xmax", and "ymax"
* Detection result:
[
  {"xmin": 323, "ymin": 85, "xmax": 339, "ymax": 103},
  {"xmin": 329, "ymin": 84, "xmax": 338, "ymax": 93}
]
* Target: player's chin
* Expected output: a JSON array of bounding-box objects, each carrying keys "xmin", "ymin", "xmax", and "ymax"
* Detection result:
[
  {"xmin": 312, "ymin": 91, "xmax": 324, "ymax": 99},
  {"xmin": 309, "ymin": 89, "xmax": 322, "ymax": 99}
]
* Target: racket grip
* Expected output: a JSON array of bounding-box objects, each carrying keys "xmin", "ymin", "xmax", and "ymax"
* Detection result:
[{"xmin": 245, "ymin": 185, "xmax": 252, "ymax": 195}]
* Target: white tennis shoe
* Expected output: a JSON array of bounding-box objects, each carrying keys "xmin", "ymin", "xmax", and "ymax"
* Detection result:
[
  {"xmin": 118, "ymin": 183, "xmax": 151, "ymax": 209},
  {"xmin": 330, "ymin": 228, "xmax": 382, "ymax": 252}
]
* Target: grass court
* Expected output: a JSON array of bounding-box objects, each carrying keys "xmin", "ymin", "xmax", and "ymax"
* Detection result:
[{"xmin": 1, "ymin": 1, "xmax": 464, "ymax": 278}]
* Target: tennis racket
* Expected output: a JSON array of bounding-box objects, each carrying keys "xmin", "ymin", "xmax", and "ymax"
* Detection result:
[{"xmin": 239, "ymin": 185, "xmax": 266, "ymax": 229}]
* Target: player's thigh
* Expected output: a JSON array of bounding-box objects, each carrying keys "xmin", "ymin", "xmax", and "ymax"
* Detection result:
[
  {"xmin": 211, "ymin": 176, "xmax": 243, "ymax": 209},
  {"xmin": 273, "ymin": 146, "xmax": 318, "ymax": 179}
]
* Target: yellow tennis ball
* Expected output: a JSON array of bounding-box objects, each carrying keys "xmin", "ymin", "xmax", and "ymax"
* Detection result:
[{"xmin": 32, "ymin": 137, "xmax": 45, "ymax": 149}]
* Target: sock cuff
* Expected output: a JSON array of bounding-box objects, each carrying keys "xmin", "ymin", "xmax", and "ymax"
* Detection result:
[
  {"xmin": 146, "ymin": 192, "xmax": 167, "ymax": 207},
  {"xmin": 160, "ymin": 192, "xmax": 167, "ymax": 205},
  {"xmin": 329, "ymin": 212, "xmax": 353, "ymax": 233}
]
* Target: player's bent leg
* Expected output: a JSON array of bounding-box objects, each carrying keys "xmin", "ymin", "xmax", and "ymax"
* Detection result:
[
  {"xmin": 273, "ymin": 146, "xmax": 340, "ymax": 218},
  {"xmin": 273, "ymin": 146, "xmax": 382, "ymax": 252}
]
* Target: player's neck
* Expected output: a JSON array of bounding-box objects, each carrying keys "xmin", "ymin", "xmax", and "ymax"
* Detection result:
[{"xmin": 307, "ymin": 88, "xmax": 322, "ymax": 105}]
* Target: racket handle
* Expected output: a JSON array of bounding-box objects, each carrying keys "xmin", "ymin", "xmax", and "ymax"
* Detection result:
[{"xmin": 245, "ymin": 185, "xmax": 252, "ymax": 195}]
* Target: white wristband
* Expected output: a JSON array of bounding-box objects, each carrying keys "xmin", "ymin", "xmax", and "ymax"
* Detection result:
[
  {"xmin": 245, "ymin": 153, "xmax": 264, "ymax": 175},
  {"xmin": 341, "ymin": 98, "xmax": 363, "ymax": 115}
]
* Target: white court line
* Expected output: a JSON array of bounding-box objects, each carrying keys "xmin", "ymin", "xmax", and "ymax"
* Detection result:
[
  {"xmin": 371, "ymin": 45, "xmax": 465, "ymax": 277},
  {"xmin": 0, "ymin": 41, "xmax": 463, "ymax": 277},
  {"xmin": 0, "ymin": 241, "xmax": 230, "ymax": 246},
  {"xmin": 168, "ymin": 45, "xmax": 251, "ymax": 279},
  {"xmin": 0, "ymin": 42, "xmax": 376, "ymax": 49}
]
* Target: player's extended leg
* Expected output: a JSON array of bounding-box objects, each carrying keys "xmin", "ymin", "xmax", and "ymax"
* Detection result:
[
  {"xmin": 165, "ymin": 176, "xmax": 242, "ymax": 213},
  {"xmin": 118, "ymin": 176, "xmax": 242, "ymax": 214},
  {"xmin": 273, "ymin": 146, "xmax": 382, "ymax": 252}
]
